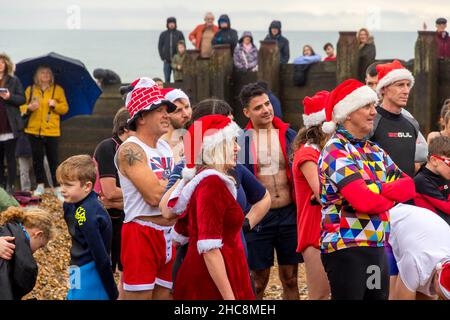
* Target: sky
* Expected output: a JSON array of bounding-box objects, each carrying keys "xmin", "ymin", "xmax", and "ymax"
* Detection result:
[{"xmin": 1, "ymin": 0, "xmax": 449, "ymax": 31}]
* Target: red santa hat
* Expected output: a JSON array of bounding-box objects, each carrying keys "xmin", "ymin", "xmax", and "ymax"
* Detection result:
[
  {"xmin": 437, "ymin": 259, "xmax": 450, "ymax": 300},
  {"xmin": 125, "ymin": 77, "xmax": 176, "ymax": 128},
  {"xmin": 160, "ymin": 87, "xmax": 190, "ymax": 106},
  {"xmin": 322, "ymin": 79, "xmax": 378, "ymax": 134},
  {"xmin": 302, "ymin": 90, "xmax": 329, "ymax": 128},
  {"xmin": 182, "ymin": 114, "xmax": 241, "ymax": 181},
  {"xmin": 375, "ymin": 60, "xmax": 415, "ymax": 95}
]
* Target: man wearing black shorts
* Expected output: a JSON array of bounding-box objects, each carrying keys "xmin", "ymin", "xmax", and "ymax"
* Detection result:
[{"xmin": 240, "ymin": 83, "xmax": 302, "ymax": 300}]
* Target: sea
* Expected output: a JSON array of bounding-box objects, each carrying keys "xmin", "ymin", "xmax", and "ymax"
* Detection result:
[{"xmin": 0, "ymin": 30, "xmax": 418, "ymax": 83}]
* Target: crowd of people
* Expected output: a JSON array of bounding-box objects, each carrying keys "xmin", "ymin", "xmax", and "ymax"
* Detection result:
[
  {"xmin": 158, "ymin": 13, "xmax": 450, "ymax": 83},
  {"xmin": 0, "ymin": 15, "xmax": 450, "ymax": 302}
]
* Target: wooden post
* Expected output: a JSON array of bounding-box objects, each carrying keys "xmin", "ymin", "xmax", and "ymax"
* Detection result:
[
  {"xmin": 181, "ymin": 49, "xmax": 199, "ymax": 104},
  {"xmin": 196, "ymin": 57, "xmax": 211, "ymax": 102},
  {"xmin": 413, "ymin": 31, "xmax": 439, "ymax": 135},
  {"xmin": 209, "ymin": 44, "xmax": 233, "ymax": 101},
  {"xmin": 257, "ymin": 40, "xmax": 280, "ymax": 97},
  {"xmin": 336, "ymin": 31, "xmax": 359, "ymax": 83}
]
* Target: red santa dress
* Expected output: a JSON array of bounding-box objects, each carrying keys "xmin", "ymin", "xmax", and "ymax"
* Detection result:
[
  {"xmin": 293, "ymin": 143, "xmax": 322, "ymax": 253},
  {"xmin": 170, "ymin": 169, "xmax": 255, "ymax": 300}
]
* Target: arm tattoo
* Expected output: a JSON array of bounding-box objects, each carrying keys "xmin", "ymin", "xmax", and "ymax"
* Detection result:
[{"xmin": 121, "ymin": 144, "xmax": 144, "ymax": 166}]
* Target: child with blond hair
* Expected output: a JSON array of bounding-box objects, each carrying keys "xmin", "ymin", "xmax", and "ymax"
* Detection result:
[{"xmin": 0, "ymin": 206, "xmax": 54, "ymax": 300}]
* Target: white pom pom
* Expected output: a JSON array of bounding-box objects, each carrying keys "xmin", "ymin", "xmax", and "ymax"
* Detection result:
[
  {"xmin": 322, "ymin": 121, "xmax": 336, "ymax": 134},
  {"xmin": 182, "ymin": 167, "xmax": 196, "ymax": 181}
]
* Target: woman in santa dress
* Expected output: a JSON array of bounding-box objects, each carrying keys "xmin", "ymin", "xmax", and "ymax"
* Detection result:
[
  {"xmin": 292, "ymin": 91, "xmax": 331, "ymax": 300},
  {"xmin": 166, "ymin": 114, "xmax": 255, "ymax": 300}
]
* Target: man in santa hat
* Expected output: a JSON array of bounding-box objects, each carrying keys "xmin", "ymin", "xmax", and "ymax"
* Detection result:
[
  {"xmin": 160, "ymin": 88, "xmax": 192, "ymax": 163},
  {"xmin": 239, "ymin": 82, "xmax": 302, "ymax": 300},
  {"xmin": 115, "ymin": 77, "xmax": 177, "ymax": 300},
  {"xmin": 369, "ymin": 60, "xmax": 428, "ymax": 179}
]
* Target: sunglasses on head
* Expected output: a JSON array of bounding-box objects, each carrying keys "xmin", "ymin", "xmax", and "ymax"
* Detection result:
[{"xmin": 432, "ymin": 155, "xmax": 450, "ymax": 167}]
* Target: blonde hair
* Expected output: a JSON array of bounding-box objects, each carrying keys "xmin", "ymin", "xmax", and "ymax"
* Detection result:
[
  {"xmin": 357, "ymin": 28, "xmax": 371, "ymax": 46},
  {"xmin": 199, "ymin": 137, "xmax": 237, "ymax": 178},
  {"xmin": 33, "ymin": 66, "xmax": 54, "ymax": 87},
  {"xmin": 56, "ymin": 154, "xmax": 96, "ymax": 186},
  {"xmin": 0, "ymin": 52, "xmax": 15, "ymax": 77},
  {"xmin": 0, "ymin": 206, "xmax": 55, "ymax": 241}
]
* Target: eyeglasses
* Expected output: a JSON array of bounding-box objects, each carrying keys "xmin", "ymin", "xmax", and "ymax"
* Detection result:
[{"xmin": 432, "ymin": 155, "xmax": 450, "ymax": 167}]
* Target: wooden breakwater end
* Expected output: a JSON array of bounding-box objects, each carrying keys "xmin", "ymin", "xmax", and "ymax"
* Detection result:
[{"xmin": 60, "ymin": 31, "xmax": 450, "ymax": 161}]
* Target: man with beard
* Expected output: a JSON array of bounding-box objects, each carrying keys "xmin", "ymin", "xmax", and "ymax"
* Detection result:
[{"xmin": 160, "ymin": 88, "xmax": 192, "ymax": 163}]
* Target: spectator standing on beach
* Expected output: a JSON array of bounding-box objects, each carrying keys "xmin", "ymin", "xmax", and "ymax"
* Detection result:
[
  {"xmin": 436, "ymin": 17, "xmax": 450, "ymax": 59},
  {"xmin": 93, "ymin": 108, "xmax": 134, "ymax": 279},
  {"xmin": 323, "ymin": 43, "xmax": 336, "ymax": 61},
  {"xmin": 292, "ymin": 91, "xmax": 331, "ymax": 300},
  {"xmin": 357, "ymin": 28, "xmax": 376, "ymax": 82},
  {"xmin": 427, "ymin": 99, "xmax": 450, "ymax": 143},
  {"xmin": 158, "ymin": 17, "xmax": 185, "ymax": 83},
  {"xmin": 0, "ymin": 53, "xmax": 26, "ymax": 194},
  {"xmin": 256, "ymin": 81, "xmax": 283, "ymax": 119},
  {"xmin": 234, "ymin": 31, "xmax": 258, "ymax": 72},
  {"xmin": 189, "ymin": 12, "xmax": 219, "ymax": 58},
  {"xmin": 58, "ymin": 155, "xmax": 118, "ymax": 300},
  {"xmin": 212, "ymin": 14, "xmax": 239, "ymax": 52},
  {"xmin": 116, "ymin": 77, "xmax": 176, "ymax": 300},
  {"xmin": 365, "ymin": 62, "xmax": 380, "ymax": 91},
  {"xmin": 319, "ymin": 79, "xmax": 415, "ymax": 300},
  {"xmin": 160, "ymin": 88, "xmax": 192, "ymax": 164},
  {"xmin": 20, "ymin": 66, "xmax": 68, "ymax": 200},
  {"xmin": 265, "ymin": 20, "xmax": 290, "ymax": 64},
  {"xmin": 239, "ymin": 83, "xmax": 302, "ymax": 300},
  {"xmin": 370, "ymin": 60, "xmax": 428, "ymax": 178},
  {"xmin": 171, "ymin": 41, "xmax": 187, "ymax": 82},
  {"xmin": 0, "ymin": 207, "xmax": 54, "ymax": 300}
]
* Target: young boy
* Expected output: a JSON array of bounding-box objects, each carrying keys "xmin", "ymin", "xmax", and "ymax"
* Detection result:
[
  {"xmin": 57, "ymin": 155, "xmax": 118, "ymax": 300},
  {"xmin": 414, "ymin": 135, "xmax": 450, "ymax": 225},
  {"xmin": 171, "ymin": 40, "xmax": 186, "ymax": 82}
]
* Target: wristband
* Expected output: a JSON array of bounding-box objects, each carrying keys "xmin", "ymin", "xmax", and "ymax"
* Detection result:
[{"xmin": 242, "ymin": 217, "xmax": 251, "ymax": 232}]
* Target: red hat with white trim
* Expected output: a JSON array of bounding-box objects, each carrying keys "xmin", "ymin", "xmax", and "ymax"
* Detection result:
[
  {"xmin": 125, "ymin": 77, "xmax": 176, "ymax": 128},
  {"xmin": 437, "ymin": 259, "xmax": 450, "ymax": 300},
  {"xmin": 375, "ymin": 60, "xmax": 415, "ymax": 95},
  {"xmin": 160, "ymin": 87, "xmax": 190, "ymax": 106},
  {"xmin": 182, "ymin": 115, "xmax": 241, "ymax": 180},
  {"xmin": 302, "ymin": 90, "xmax": 329, "ymax": 128},
  {"xmin": 322, "ymin": 79, "xmax": 378, "ymax": 134}
]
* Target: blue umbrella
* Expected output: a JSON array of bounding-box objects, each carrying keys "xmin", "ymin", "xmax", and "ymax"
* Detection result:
[{"xmin": 15, "ymin": 52, "xmax": 102, "ymax": 121}]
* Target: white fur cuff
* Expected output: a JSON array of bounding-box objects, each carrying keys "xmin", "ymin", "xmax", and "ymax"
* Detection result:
[
  {"xmin": 171, "ymin": 228, "xmax": 189, "ymax": 246},
  {"xmin": 197, "ymin": 239, "xmax": 223, "ymax": 254},
  {"xmin": 303, "ymin": 109, "xmax": 326, "ymax": 128}
]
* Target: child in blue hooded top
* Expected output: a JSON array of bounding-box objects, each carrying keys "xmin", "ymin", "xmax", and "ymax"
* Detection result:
[{"xmin": 57, "ymin": 155, "xmax": 118, "ymax": 300}]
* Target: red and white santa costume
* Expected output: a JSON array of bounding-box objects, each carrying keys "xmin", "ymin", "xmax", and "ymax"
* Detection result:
[{"xmin": 168, "ymin": 115, "xmax": 255, "ymax": 300}]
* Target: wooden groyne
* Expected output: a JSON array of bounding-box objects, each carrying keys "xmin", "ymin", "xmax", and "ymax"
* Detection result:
[{"xmin": 60, "ymin": 30, "xmax": 450, "ymax": 160}]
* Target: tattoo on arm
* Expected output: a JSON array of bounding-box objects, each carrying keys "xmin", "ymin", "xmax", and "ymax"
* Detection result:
[{"xmin": 120, "ymin": 144, "xmax": 144, "ymax": 166}]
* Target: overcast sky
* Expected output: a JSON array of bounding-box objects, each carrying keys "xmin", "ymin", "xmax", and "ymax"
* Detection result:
[{"xmin": 1, "ymin": 0, "xmax": 448, "ymax": 31}]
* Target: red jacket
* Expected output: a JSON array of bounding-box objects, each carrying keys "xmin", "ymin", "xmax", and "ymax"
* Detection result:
[
  {"xmin": 189, "ymin": 24, "xmax": 219, "ymax": 49},
  {"xmin": 437, "ymin": 31, "xmax": 450, "ymax": 58}
]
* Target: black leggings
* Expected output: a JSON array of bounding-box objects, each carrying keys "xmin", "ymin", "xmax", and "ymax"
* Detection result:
[
  {"xmin": 0, "ymin": 139, "xmax": 17, "ymax": 189},
  {"xmin": 110, "ymin": 214, "xmax": 124, "ymax": 272},
  {"xmin": 321, "ymin": 246, "xmax": 389, "ymax": 300},
  {"xmin": 28, "ymin": 135, "xmax": 59, "ymax": 186}
]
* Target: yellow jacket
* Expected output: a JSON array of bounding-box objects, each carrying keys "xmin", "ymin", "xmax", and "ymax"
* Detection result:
[{"xmin": 20, "ymin": 84, "xmax": 69, "ymax": 137}]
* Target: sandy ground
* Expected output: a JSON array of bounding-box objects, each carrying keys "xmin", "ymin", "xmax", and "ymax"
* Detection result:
[{"xmin": 25, "ymin": 193, "xmax": 309, "ymax": 300}]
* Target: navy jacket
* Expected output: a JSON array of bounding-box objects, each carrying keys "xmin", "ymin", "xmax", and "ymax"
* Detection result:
[
  {"xmin": 63, "ymin": 191, "xmax": 118, "ymax": 300},
  {"xmin": 264, "ymin": 20, "xmax": 290, "ymax": 64}
]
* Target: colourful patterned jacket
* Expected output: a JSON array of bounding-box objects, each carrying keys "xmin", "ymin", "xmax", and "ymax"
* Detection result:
[{"xmin": 318, "ymin": 126, "xmax": 415, "ymax": 253}]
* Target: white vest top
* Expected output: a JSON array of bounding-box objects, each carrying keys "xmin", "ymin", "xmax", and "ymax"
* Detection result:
[{"xmin": 115, "ymin": 136, "xmax": 174, "ymax": 223}]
